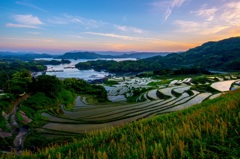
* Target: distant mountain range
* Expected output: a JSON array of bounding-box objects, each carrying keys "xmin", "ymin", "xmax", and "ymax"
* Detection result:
[
  {"xmin": 0, "ymin": 52, "xmax": 54, "ymax": 60},
  {"xmin": 0, "ymin": 51, "xmax": 170, "ymax": 60},
  {"xmin": 57, "ymin": 52, "xmax": 170, "ymax": 59}
]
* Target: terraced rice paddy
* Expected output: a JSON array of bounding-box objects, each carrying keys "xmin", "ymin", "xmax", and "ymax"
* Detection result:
[
  {"xmin": 210, "ymin": 80, "xmax": 236, "ymax": 91},
  {"xmin": 147, "ymin": 89, "xmax": 159, "ymax": 100},
  {"xmin": 39, "ymin": 76, "xmax": 240, "ymax": 136}
]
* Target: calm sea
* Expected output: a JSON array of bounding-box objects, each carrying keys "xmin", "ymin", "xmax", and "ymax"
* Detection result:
[{"xmin": 34, "ymin": 58, "xmax": 136, "ymax": 80}]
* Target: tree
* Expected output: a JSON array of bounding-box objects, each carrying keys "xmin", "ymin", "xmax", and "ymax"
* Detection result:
[
  {"xmin": 32, "ymin": 75, "xmax": 62, "ymax": 98},
  {"xmin": 3, "ymin": 70, "xmax": 32, "ymax": 95}
]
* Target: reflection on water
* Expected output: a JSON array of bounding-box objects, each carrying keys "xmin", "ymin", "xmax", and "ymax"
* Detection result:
[{"xmin": 35, "ymin": 58, "xmax": 136, "ymax": 80}]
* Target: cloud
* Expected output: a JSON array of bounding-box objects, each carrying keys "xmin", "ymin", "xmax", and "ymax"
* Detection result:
[
  {"xmin": 16, "ymin": 1, "xmax": 47, "ymax": 12},
  {"xmin": 174, "ymin": 1, "xmax": 240, "ymax": 35},
  {"xmin": 171, "ymin": 0, "xmax": 186, "ymax": 7},
  {"xmin": 174, "ymin": 20, "xmax": 200, "ymax": 32},
  {"xmin": 192, "ymin": 7, "xmax": 218, "ymax": 21},
  {"xmin": 166, "ymin": 0, "xmax": 187, "ymax": 20},
  {"xmin": 3, "ymin": 37, "xmax": 55, "ymax": 42},
  {"xmin": 84, "ymin": 32, "xmax": 187, "ymax": 45},
  {"xmin": 49, "ymin": 15, "xmax": 106, "ymax": 29},
  {"xmin": 27, "ymin": 31, "xmax": 40, "ymax": 35},
  {"xmin": 152, "ymin": 0, "xmax": 188, "ymax": 20},
  {"xmin": 164, "ymin": 7, "xmax": 172, "ymax": 21},
  {"xmin": 114, "ymin": 25, "xmax": 144, "ymax": 33},
  {"xmin": 6, "ymin": 23, "xmax": 40, "ymax": 29},
  {"xmin": 67, "ymin": 34, "xmax": 83, "ymax": 39},
  {"xmin": 85, "ymin": 32, "xmax": 140, "ymax": 41},
  {"xmin": 174, "ymin": 20, "xmax": 229, "ymax": 35},
  {"xmin": 6, "ymin": 14, "xmax": 43, "ymax": 29},
  {"xmin": 193, "ymin": 2, "xmax": 240, "ymax": 25},
  {"xmin": 14, "ymin": 14, "xmax": 43, "ymax": 25},
  {"xmin": 220, "ymin": 2, "xmax": 240, "ymax": 25}
]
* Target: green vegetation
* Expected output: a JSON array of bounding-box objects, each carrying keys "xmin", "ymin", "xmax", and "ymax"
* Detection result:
[
  {"xmin": 2, "ymin": 89, "xmax": 239, "ymax": 158},
  {"xmin": 60, "ymin": 52, "xmax": 111, "ymax": 59},
  {"xmin": 1, "ymin": 37, "xmax": 240, "ymax": 157},
  {"xmin": 76, "ymin": 37, "xmax": 240, "ymax": 73},
  {"xmin": 34, "ymin": 59, "xmax": 71, "ymax": 65},
  {"xmin": 63, "ymin": 78, "xmax": 107, "ymax": 102},
  {"xmin": 148, "ymin": 79, "xmax": 169, "ymax": 86},
  {"xmin": 191, "ymin": 84, "xmax": 220, "ymax": 93},
  {"xmin": 0, "ymin": 64, "xmax": 108, "ymax": 152},
  {"xmin": 127, "ymin": 87, "xmax": 152, "ymax": 102},
  {"xmin": 0, "ymin": 59, "xmax": 46, "ymax": 89},
  {"xmin": 0, "ymin": 115, "xmax": 10, "ymax": 132},
  {"xmin": 192, "ymin": 76, "xmax": 212, "ymax": 84},
  {"xmin": 156, "ymin": 90, "xmax": 171, "ymax": 100},
  {"xmin": 103, "ymin": 79, "xmax": 119, "ymax": 86},
  {"xmin": 0, "ymin": 94, "xmax": 14, "ymax": 113}
]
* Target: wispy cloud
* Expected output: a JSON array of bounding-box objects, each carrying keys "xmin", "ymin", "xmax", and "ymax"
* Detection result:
[
  {"xmin": 174, "ymin": 20, "xmax": 229, "ymax": 34},
  {"xmin": 192, "ymin": 7, "xmax": 218, "ymax": 21},
  {"xmin": 114, "ymin": 25, "xmax": 144, "ymax": 33},
  {"xmin": 174, "ymin": 1, "xmax": 240, "ymax": 35},
  {"xmin": 220, "ymin": 2, "xmax": 240, "ymax": 25},
  {"xmin": 152, "ymin": 0, "xmax": 188, "ymax": 21},
  {"xmin": 14, "ymin": 14, "xmax": 43, "ymax": 25},
  {"xmin": 6, "ymin": 14, "xmax": 43, "ymax": 29},
  {"xmin": 85, "ymin": 32, "xmax": 140, "ymax": 41},
  {"xmin": 6, "ymin": 23, "xmax": 40, "ymax": 29},
  {"xmin": 84, "ymin": 32, "xmax": 187, "ymax": 45},
  {"xmin": 166, "ymin": 0, "xmax": 187, "ymax": 20},
  {"xmin": 3, "ymin": 37, "xmax": 55, "ymax": 42},
  {"xmin": 49, "ymin": 15, "xmax": 106, "ymax": 29},
  {"xmin": 16, "ymin": 1, "xmax": 47, "ymax": 12},
  {"xmin": 67, "ymin": 34, "xmax": 83, "ymax": 39},
  {"xmin": 27, "ymin": 31, "xmax": 40, "ymax": 35}
]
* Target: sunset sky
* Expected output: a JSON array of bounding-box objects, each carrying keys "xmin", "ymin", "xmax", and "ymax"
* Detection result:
[{"xmin": 0, "ymin": 0, "xmax": 239, "ymax": 54}]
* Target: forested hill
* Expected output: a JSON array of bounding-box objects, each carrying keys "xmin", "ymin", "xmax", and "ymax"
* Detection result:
[
  {"xmin": 75, "ymin": 37, "xmax": 240, "ymax": 73},
  {"xmin": 59, "ymin": 52, "xmax": 112, "ymax": 59},
  {"xmin": 143, "ymin": 37, "xmax": 240, "ymax": 70},
  {"xmin": 181, "ymin": 36, "xmax": 240, "ymax": 70},
  {"xmin": 0, "ymin": 52, "xmax": 54, "ymax": 60}
]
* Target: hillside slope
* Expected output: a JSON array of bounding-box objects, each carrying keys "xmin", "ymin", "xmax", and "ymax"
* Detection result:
[
  {"xmin": 3, "ymin": 89, "xmax": 240, "ymax": 158},
  {"xmin": 145, "ymin": 36, "xmax": 240, "ymax": 70},
  {"xmin": 75, "ymin": 37, "xmax": 240, "ymax": 72},
  {"xmin": 181, "ymin": 37, "xmax": 240, "ymax": 69}
]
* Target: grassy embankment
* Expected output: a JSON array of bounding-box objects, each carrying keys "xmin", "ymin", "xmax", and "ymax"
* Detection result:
[
  {"xmin": 2, "ymin": 89, "xmax": 240, "ymax": 159},
  {"xmin": 0, "ymin": 89, "xmax": 76, "ymax": 151}
]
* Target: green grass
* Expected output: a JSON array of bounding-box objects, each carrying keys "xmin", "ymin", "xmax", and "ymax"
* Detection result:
[
  {"xmin": 156, "ymin": 90, "xmax": 171, "ymax": 100},
  {"xmin": 147, "ymin": 79, "xmax": 169, "ymax": 87},
  {"xmin": 192, "ymin": 75, "xmax": 212, "ymax": 84},
  {"xmin": 3, "ymin": 87, "xmax": 240, "ymax": 159},
  {"xmin": 152, "ymin": 74, "xmax": 200, "ymax": 80},
  {"xmin": 0, "ymin": 116, "xmax": 10, "ymax": 132},
  {"xmin": 58, "ymin": 89, "xmax": 75, "ymax": 109},
  {"xmin": 0, "ymin": 94, "xmax": 14, "ymax": 114},
  {"xmin": 191, "ymin": 84, "xmax": 220, "ymax": 93},
  {"xmin": 104, "ymin": 80, "xmax": 119, "ymax": 86},
  {"xmin": 127, "ymin": 88, "xmax": 151, "ymax": 103}
]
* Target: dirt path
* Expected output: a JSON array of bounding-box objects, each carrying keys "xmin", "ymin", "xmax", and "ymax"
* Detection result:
[
  {"xmin": 1, "ymin": 94, "xmax": 30, "ymax": 152},
  {"xmin": 5, "ymin": 94, "xmax": 30, "ymax": 130},
  {"xmin": 13, "ymin": 126, "xmax": 28, "ymax": 151}
]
